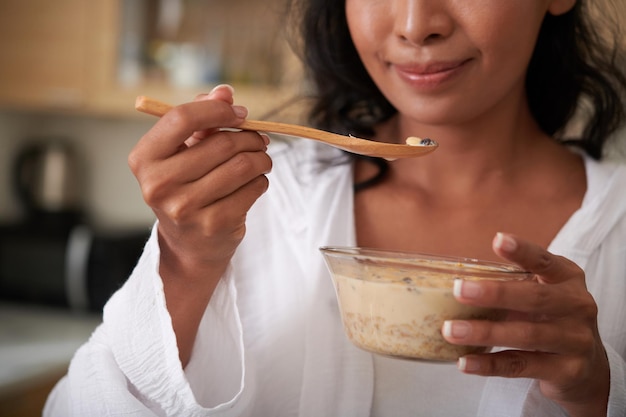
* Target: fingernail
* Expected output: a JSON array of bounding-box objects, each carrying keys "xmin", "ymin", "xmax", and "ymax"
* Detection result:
[
  {"xmin": 442, "ymin": 320, "xmax": 471, "ymax": 339},
  {"xmin": 232, "ymin": 105, "xmax": 248, "ymax": 118},
  {"xmin": 211, "ymin": 84, "xmax": 235, "ymax": 95},
  {"xmin": 453, "ymin": 279, "xmax": 482, "ymax": 299},
  {"xmin": 458, "ymin": 356, "xmax": 481, "ymax": 372},
  {"xmin": 494, "ymin": 232, "xmax": 517, "ymax": 252}
]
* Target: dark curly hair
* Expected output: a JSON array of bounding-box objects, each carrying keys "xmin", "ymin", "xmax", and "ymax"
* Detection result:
[{"xmin": 286, "ymin": 0, "xmax": 626, "ymax": 160}]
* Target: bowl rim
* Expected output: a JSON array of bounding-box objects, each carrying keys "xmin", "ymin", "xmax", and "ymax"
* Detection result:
[{"xmin": 319, "ymin": 246, "xmax": 532, "ymax": 279}]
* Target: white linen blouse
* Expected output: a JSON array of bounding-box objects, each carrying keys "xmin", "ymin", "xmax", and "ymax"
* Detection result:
[{"xmin": 45, "ymin": 138, "xmax": 626, "ymax": 417}]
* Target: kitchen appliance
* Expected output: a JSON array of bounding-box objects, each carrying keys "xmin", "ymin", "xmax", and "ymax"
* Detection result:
[
  {"xmin": 0, "ymin": 224, "xmax": 150, "ymax": 312},
  {"xmin": 13, "ymin": 139, "xmax": 83, "ymax": 232},
  {"xmin": 2, "ymin": 138, "xmax": 149, "ymax": 311}
]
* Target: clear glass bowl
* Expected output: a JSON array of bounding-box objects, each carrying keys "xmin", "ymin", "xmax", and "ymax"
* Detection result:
[{"xmin": 320, "ymin": 247, "xmax": 533, "ymax": 362}]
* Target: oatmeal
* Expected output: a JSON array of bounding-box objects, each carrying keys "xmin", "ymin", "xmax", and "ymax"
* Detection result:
[
  {"xmin": 334, "ymin": 271, "xmax": 499, "ymax": 361},
  {"xmin": 321, "ymin": 248, "xmax": 531, "ymax": 362}
]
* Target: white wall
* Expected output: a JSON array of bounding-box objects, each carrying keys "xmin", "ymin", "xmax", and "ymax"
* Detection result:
[{"xmin": 0, "ymin": 110, "xmax": 155, "ymax": 230}]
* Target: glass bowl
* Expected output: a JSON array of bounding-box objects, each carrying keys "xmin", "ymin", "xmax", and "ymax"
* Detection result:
[{"xmin": 320, "ymin": 246, "xmax": 533, "ymax": 362}]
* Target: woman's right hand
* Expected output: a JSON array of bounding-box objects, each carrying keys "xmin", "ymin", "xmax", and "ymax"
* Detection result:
[{"xmin": 128, "ymin": 85, "xmax": 272, "ymax": 365}]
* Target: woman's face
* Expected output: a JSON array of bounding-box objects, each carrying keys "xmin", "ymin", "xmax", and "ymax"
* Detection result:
[{"xmin": 345, "ymin": 0, "xmax": 575, "ymax": 127}]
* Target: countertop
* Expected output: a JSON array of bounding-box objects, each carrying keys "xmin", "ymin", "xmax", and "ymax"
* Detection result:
[{"xmin": 0, "ymin": 302, "xmax": 101, "ymax": 400}]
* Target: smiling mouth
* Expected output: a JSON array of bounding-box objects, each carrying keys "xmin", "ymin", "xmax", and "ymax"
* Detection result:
[
  {"xmin": 392, "ymin": 59, "xmax": 472, "ymax": 88},
  {"xmin": 394, "ymin": 59, "xmax": 470, "ymax": 76}
]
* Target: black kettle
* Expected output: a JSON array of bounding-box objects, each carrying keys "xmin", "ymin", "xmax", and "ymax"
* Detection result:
[{"xmin": 13, "ymin": 139, "xmax": 83, "ymax": 232}]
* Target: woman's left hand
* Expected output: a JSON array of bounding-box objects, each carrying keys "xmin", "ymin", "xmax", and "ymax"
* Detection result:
[{"xmin": 442, "ymin": 232, "xmax": 610, "ymax": 417}]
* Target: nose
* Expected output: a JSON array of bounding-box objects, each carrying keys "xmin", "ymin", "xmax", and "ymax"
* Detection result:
[{"xmin": 394, "ymin": 0, "xmax": 454, "ymax": 46}]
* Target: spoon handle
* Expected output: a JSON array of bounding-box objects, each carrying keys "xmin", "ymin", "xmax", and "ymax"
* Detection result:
[{"xmin": 135, "ymin": 95, "xmax": 359, "ymax": 144}]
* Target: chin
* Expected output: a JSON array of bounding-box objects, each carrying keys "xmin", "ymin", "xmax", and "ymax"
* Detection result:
[{"xmin": 391, "ymin": 93, "xmax": 488, "ymax": 127}]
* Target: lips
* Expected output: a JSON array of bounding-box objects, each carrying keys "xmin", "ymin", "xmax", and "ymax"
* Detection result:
[
  {"xmin": 392, "ymin": 59, "xmax": 471, "ymax": 89},
  {"xmin": 395, "ymin": 58, "xmax": 469, "ymax": 75}
]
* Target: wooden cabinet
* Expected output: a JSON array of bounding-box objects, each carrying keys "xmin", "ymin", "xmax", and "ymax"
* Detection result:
[
  {"xmin": 0, "ymin": 0, "xmax": 93, "ymax": 110},
  {"xmin": 0, "ymin": 0, "xmax": 304, "ymax": 119}
]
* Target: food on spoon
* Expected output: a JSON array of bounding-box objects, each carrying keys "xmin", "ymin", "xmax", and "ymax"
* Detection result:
[{"xmin": 405, "ymin": 136, "xmax": 436, "ymax": 146}]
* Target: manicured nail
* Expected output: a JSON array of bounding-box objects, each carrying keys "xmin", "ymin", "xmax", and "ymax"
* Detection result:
[
  {"xmin": 211, "ymin": 84, "xmax": 235, "ymax": 95},
  {"xmin": 232, "ymin": 105, "xmax": 248, "ymax": 118},
  {"xmin": 494, "ymin": 232, "xmax": 517, "ymax": 253},
  {"xmin": 442, "ymin": 320, "xmax": 471, "ymax": 339},
  {"xmin": 458, "ymin": 356, "xmax": 481, "ymax": 372},
  {"xmin": 453, "ymin": 279, "xmax": 482, "ymax": 299}
]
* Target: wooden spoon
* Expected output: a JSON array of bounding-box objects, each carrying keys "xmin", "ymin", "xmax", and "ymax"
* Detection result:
[{"xmin": 135, "ymin": 96, "xmax": 437, "ymax": 159}]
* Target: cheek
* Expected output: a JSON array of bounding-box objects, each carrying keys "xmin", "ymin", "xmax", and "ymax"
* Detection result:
[
  {"xmin": 458, "ymin": 4, "xmax": 546, "ymax": 103},
  {"xmin": 473, "ymin": 4, "xmax": 546, "ymax": 68},
  {"xmin": 477, "ymin": 38, "xmax": 530, "ymax": 87}
]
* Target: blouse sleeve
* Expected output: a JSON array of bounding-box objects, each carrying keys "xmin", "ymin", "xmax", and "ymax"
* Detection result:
[{"xmin": 44, "ymin": 223, "xmax": 254, "ymax": 417}]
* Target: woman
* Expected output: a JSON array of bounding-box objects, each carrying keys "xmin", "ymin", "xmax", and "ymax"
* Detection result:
[{"xmin": 46, "ymin": 0, "xmax": 626, "ymax": 416}]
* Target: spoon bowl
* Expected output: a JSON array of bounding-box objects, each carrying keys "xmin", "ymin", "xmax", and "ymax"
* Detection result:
[{"xmin": 135, "ymin": 96, "xmax": 437, "ymax": 159}]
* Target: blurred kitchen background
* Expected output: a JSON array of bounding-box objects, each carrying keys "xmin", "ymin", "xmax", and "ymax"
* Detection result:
[{"xmin": 0, "ymin": 0, "xmax": 304, "ymax": 415}]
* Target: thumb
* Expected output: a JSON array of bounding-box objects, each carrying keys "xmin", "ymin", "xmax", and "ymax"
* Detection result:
[
  {"xmin": 492, "ymin": 232, "xmax": 581, "ymax": 285},
  {"xmin": 199, "ymin": 84, "xmax": 235, "ymax": 105},
  {"xmin": 187, "ymin": 84, "xmax": 244, "ymax": 145},
  {"xmin": 207, "ymin": 84, "xmax": 235, "ymax": 104}
]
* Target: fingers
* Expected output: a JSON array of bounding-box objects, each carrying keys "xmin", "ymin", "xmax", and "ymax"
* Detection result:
[
  {"xmin": 196, "ymin": 84, "xmax": 235, "ymax": 105},
  {"xmin": 492, "ymin": 232, "xmax": 582, "ymax": 284},
  {"xmin": 201, "ymin": 175, "xmax": 270, "ymax": 233},
  {"xmin": 187, "ymin": 85, "xmax": 238, "ymax": 145},
  {"xmin": 442, "ymin": 317, "xmax": 595, "ymax": 354},
  {"xmin": 456, "ymin": 350, "xmax": 582, "ymax": 382},
  {"xmin": 162, "ymin": 173, "xmax": 270, "ymax": 249},
  {"xmin": 138, "ymin": 131, "xmax": 271, "ymax": 213},
  {"xmin": 153, "ymin": 146, "xmax": 272, "ymax": 216},
  {"xmin": 129, "ymin": 89, "xmax": 273, "ymax": 248},
  {"xmin": 441, "ymin": 231, "xmax": 608, "ymax": 410},
  {"xmin": 452, "ymin": 276, "xmax": 591, "ymax": 316},
  {"xmin": 129, "ymin": 84, "xmax": 269, "ymax": 194},
  {"xmin": 193, "ymin": 146, "xmax": 272, "ymax": 201},
  {"xmin": 458, "ymin": 347, "xmax": 611, "ymax": 414},
  {"xmin": 131, "ymin": 88, "xmax": 247, "ymax": 163},
  {"xmin": 154, "ymin": 100, "xmax": 247, "ymax": 159},
  {"xmin": 152, "ymin": 129, "xmax": 270, "ymax": 186},
  {"xmin": 449, "ymin": 232, "xmax": 594, "ymax": 319}
]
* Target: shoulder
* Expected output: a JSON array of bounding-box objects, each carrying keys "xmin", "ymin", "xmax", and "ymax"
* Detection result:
[
  {"xmin": 584, "ymin": 154, "xmax": 626, "ymax": 203},
  {"xmin": 550, "ymin": 154, "xmax": 626, "ymax": 260}
]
